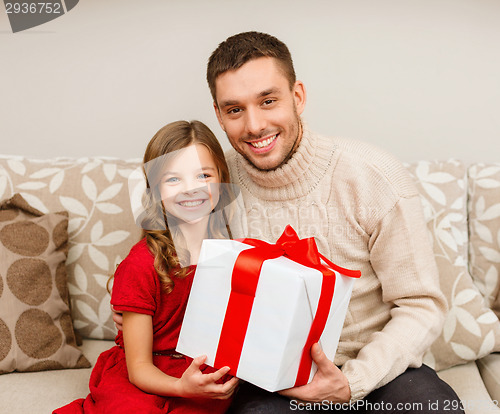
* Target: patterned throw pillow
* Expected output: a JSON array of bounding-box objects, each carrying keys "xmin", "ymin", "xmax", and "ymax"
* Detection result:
[
  {"xmin": 406, "ymin": 160, "xmax": 500, "ymax": 371},
  {"xmin": 0, "ymin": 156, "xmax": 142, "ymax": 339},
  {"xmin": 468, "ymin": 163, "xmax": 500, "ymax": 319},
  {"xmin": 0, "ymin": 194, "xmax": 90, "ymax": 374}
]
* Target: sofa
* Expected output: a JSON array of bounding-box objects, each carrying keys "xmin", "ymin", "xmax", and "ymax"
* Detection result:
[{"xmin": 0, "ymin": 155, "xmax": 499, "ymax": 413}]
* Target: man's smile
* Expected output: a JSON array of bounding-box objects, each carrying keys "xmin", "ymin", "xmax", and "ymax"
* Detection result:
[{"xmin": 246, "ymin": 133, "xmax": 279, "ymax": 153}]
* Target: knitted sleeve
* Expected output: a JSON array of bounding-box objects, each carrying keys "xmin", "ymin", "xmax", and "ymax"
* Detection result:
[
  {"xmin": 342, "ymin": 193, "xmax": 447, "ymax": 401},
  {"xmin": 327, "ymin": 138, "xmax": 447, "ymax": 401}
]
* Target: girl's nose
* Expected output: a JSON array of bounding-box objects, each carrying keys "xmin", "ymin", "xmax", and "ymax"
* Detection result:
[
  {"xmin": 182, "ymin": 178, "xmax": 206, "ymax": 195},
  {"xmin": 182, "ymin": 181, "xmax": 199, "ymax": 195}
]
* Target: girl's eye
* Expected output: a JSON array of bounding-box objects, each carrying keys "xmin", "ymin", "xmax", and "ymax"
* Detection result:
[
  {"xmin": 197, "ymin": 173, "xmax": 211, "ymax": 180},
  {"xmin": 165, "ymin": 177, "xmax": 179, "ymax": 183}
]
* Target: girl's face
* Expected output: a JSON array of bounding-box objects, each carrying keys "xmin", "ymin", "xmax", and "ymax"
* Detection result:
[{"xmin": 159, "ymin": 144, "xmax": 221, "ymax": 224}]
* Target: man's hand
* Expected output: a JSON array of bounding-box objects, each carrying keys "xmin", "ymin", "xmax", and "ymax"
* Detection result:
[
  {"xmin": 278, "ymin": 343, "xmax": 351, "ymax": 403},
  {"xmin": 111, "ymin": 304, "xmax": 123, "ymax": 331}
]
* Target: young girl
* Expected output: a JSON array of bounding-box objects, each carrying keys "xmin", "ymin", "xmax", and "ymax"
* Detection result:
[{"xmin": 54, "ymin": 120, "xmax": 239, "ymax": 413}]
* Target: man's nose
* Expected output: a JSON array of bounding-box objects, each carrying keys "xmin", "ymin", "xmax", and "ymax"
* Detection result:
[{"xmin": 245, "ymin": 107, "xmax": 266, "ymax": 137}]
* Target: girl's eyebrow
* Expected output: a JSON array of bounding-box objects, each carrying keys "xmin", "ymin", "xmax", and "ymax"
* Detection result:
[{"xmin": 161, "ymin": 167, "xmax": 215, "ymax": 176}]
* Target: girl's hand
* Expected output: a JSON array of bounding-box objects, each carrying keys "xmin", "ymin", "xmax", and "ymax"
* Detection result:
[{"xmin": 176, "ymin": 355, "xmax": 240, "ymax": 400}]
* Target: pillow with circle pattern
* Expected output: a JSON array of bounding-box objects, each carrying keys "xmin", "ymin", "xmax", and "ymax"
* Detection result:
[{"xmin": 0, "ymin": 193, "xmax": 90, "ymax": 374}]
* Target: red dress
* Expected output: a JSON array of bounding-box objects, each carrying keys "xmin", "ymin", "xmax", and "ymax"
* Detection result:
[{"xmin": 53, "ymin": 238, "xmax": 232, "ymax": 414}]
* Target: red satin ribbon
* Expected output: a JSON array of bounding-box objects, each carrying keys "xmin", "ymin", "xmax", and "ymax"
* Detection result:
[{"xmin": 213, "ymin": 225, "xmax": 361, "ymax": 386}]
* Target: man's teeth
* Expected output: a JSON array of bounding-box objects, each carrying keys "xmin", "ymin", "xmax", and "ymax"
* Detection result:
[
  {"xmin": 179, "ymin": 200, "xmax": 204, "ymax": 207},
  {"xmin": 250, "ymin": 134, "xmax": 277, "ymax": 148}
]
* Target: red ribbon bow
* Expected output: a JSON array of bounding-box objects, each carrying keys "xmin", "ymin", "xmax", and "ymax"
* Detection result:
[{"xmin": 213, "ymin": 225, "xmax": 360, "ymax": 386}]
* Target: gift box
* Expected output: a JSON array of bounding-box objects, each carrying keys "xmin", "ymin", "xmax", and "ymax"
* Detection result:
[{"xmin": 176, "ymin": 225, "xmax": 360, "ymax": 392}]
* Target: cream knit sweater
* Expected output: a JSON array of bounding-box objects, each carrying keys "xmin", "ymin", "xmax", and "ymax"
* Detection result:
[{"xmin": 225, "ymin": 123, "xmax": 447, "ymax": 401}]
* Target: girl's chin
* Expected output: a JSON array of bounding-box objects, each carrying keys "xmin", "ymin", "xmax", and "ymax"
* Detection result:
[
  {"xmin": 180, "ymin": 217, "xmax": 206, "ymax": 225},
  {"xmin": 169, "ymin": 213, "xmax": 211, "ymax": 226}
]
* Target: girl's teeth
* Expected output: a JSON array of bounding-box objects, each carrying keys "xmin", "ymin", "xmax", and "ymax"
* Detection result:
[
  {"xmin": 180, "ymin": 200, "xmax": 203, "ymax": 207},
  {"xmin": 251, "ymin": 134, "xmax": 277, "ymax": 148}
]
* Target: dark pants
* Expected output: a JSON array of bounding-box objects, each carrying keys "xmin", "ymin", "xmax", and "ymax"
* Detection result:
[{"xmin": 228, "ymin": 364, "xmax": 464, "ymax": 414}]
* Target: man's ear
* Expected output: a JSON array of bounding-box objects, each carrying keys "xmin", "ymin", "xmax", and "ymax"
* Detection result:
[
  {"xmin": 213, "ymin": 101, "xmax": 225, "ymax": 132},
  {"xmin": 293, "ymin": 80, "xmax": 307, "ymax": 116}
]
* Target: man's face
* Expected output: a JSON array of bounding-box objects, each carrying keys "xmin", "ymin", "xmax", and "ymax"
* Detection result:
[{"xmin": 214, "ymin": 57, "xmax": 306, "ymax": 171}]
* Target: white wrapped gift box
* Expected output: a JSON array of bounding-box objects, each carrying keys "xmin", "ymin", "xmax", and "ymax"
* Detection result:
[{"xmin": 176, "ymin": 232, "xmax": 359, "ymax": 392}]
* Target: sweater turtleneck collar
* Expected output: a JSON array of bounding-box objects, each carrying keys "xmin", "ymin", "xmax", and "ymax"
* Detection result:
[{"xmin": 232, "ymin": 120, "xmax": 338, "ymax": 200}]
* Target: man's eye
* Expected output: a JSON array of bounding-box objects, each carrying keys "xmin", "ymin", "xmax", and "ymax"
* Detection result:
[
  {"xmin": 228, "ymin": 108, "xmax": 241, "ymax": 114},
  {"xmin": 263, "ymin": 99, "xmax": 275, "ymax": 106}
]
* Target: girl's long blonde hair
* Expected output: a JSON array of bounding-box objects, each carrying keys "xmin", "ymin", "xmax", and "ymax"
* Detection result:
[{"xmin": 109, "ymin": 120, "xmax": 233, "ymax": 294}]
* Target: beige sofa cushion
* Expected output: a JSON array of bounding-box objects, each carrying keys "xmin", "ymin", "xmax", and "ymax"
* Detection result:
[
  {"xmin": 0, "ymin": 157, "xmax": 142, "ymax": 339},
  {"xmin": 0, "ymin": 194, "xmax": 89, "ymax": 373},
  {"xmin": 468, "ymin": 163, "xmax": 500, "ymax": 319},
  {"xmin": 406, "ymin": 160, "xmax": 500, "ymax": 371},
  {"xmin": 0, "ymin": 339, "xmax": 113, "ymax": 413}
]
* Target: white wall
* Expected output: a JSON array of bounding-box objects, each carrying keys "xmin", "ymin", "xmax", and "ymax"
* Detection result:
[{"xmin": 1, "ymin": 0, "xmax": 499, "ymax": 163}]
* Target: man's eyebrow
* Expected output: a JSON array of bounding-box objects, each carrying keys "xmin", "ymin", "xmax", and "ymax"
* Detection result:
[
  {"xmin": 219, "ymin": 88, "xmax": 281, "ymax": 109},
  {"xmin": 219, "ymin": 99, "xmax": 239, "ymax": 109},
  {"xmin": 258, "ymin": 87, "xmax": 280, "ymax": 97}
]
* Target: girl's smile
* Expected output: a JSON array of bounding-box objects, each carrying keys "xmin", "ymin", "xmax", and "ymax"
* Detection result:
[{"xmin": 177, "ymin": 198, "xmax": 208, "ymax": 208}]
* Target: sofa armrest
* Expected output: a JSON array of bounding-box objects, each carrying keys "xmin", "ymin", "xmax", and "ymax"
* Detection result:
[
  {"xmin": 477, "ymin": 353, "xmax": 500, "ymax": 403},
  {"xmin": 437, "ymin": 362, "xmax": 500, "ymax": 413}
]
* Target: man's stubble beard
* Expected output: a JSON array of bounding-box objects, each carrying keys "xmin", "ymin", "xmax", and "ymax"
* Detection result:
[{"xmin": 235, "ymin": 111, "xmax": 303, "ymax": 172}]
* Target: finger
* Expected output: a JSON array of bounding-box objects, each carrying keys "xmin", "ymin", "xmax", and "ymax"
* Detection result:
[
  {"xmin": 187, "ymin": 355, "xmax": 207, "ymax": 372},
  {"xmin": 200, "ymin": 373, "xmax": 238, "ymax": 398},
  {"xmin": 310, "ymin": 343, "xmax": 330, "ymax": 369},
  {"xmin": 209, "ymin": 379, "xmax": 240, "ymax": 400},
  {"xmin": 206, "ymin": 365, "xmax": 231, "ymax": 382},
  {"xmin": 220, "ymin": 377, "xmax": 240, "ymax": 395},
  {"xmin": 112, "ymin": 312, "xmax": 123, "ymax": 324},
  {"xmin": 278, "ymin": 383, "xmax": 310, "ymax": 400},
  {"xmin": 112, "ymin": 315, "xmax": 122, "ymax": 331},
  {"xmin": 216, "ymin": 376, "xmax": 239, "ymax": 393}
]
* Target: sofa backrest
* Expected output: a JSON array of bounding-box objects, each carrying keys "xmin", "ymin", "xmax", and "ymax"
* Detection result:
[
  {"xmin": 1, "ymin": 156, "xmax": 500, "ymax": 371},
  {"xmin": 0, "ymin": 156, "xmax": 142, "ymax": 339}
]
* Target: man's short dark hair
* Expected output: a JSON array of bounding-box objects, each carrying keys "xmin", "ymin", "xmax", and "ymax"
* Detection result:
[{"xmin": 207, "ymin": 31, "xmax": 296, "ymax": 102}]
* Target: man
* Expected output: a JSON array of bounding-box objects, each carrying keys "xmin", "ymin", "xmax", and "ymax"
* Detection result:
[
  {"xmin": 206, "ymin": 31, "xmax": 462, "ymax": 413},
  {"xmin": 116, "ymin": 31, "xmax": 463, "ymax": 413}
]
